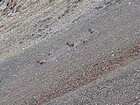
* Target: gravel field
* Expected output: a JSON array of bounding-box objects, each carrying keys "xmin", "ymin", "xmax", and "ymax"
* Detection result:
[{"xmin": 0, "ymin": 0, "xmax": 140, "ymax": 105}]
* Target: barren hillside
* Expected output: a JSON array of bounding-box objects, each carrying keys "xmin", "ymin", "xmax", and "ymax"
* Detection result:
[{"xmin": 0, "ymin": 0, "xmax": 140, "ymax": 105}]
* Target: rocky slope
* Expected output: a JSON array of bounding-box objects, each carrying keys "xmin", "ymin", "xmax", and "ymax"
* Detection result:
[{"xmin": 0, "ymin": 0, "xmax": 140, "ymax": 105}]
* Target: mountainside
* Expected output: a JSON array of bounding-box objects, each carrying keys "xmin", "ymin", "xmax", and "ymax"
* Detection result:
[{"xmin": 0, "ymin": 0, "xmax": 140, "ymax": 105}]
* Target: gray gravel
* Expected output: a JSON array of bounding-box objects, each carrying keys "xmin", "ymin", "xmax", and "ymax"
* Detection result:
[
  {"xmin": 0, "ymin": 0, "xmax": 140, "ymax": 105},
  {"xmin": 46, "ymin": 59, "xmax": 140, "ymax": 105}
]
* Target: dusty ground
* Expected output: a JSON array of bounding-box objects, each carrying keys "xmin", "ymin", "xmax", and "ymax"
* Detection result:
[{"xmin": 0, "ymin": 0, "xmax": 140, "ymax": 105}]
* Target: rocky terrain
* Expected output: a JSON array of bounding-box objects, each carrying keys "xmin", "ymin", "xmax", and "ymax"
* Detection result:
[{"xmin": 0, "ymin": 0, "xmax": 140, "ymax": 105}]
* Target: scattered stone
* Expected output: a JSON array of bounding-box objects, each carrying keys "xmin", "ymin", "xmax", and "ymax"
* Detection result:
[
  {"xmin": 19, "ymin": 41, "xmax": 23, "ymax": 44},
  {"xmin": 128, "ymin": 2, "xmax": 131, "ymax": 5},
  {"xmin": 73, "ymin": 48, "xmax": 76, "ymax": 51},
  {"xmin": 13, "ymin": 74, "xmax": 17, "ymax": 77},
  {"xmin": 49, "ymin": 0, "xmax": 55, "ymax": 3},
  {"xmin": 66, "ymin": 42, "xmax": 74, "ymax": 47},
  {"xmin": 89, "ymin": 28, "xmax": 95, "ymax": 34},
  {"xmin": 31, "ymin": 33, "xmax": 35, "ymax": 36},
  {"xmin": 0, "ymin": 25, "xmax": 4, "ymax": 28},
  {"xmin": 81, "ymin": 39, "xmax": 87, "ymax": 43},
  {"xmin": 37, "ymin": 59, "xmax": 46, "ymax": 65},
  {"xmin": 95, "ymin": 5, "xmax": 103, "ymax": 10},
  {"xmin": 48, "ymin": 52, "xmax": 52, "ymax": 55},
  {"xmin": 38, "ymin": 29, "xmax": 42, "ymax": 32}
]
